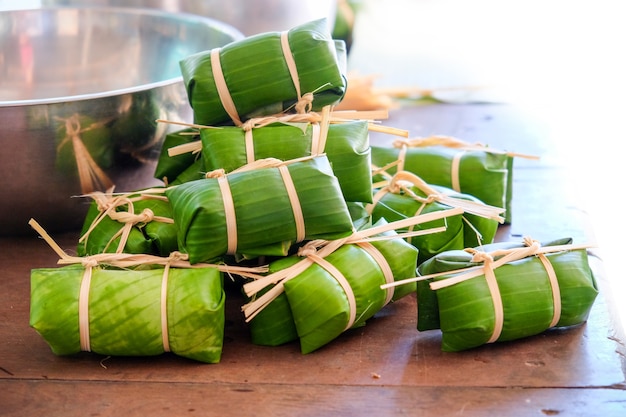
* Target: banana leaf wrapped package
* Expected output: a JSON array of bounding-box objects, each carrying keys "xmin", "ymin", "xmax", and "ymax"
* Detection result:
[
  {"xmin": 166, "ymin": 155, "xmax": 355, "ymax": 263},
  {"xmin": 179, "ymin": 19, "xmax": 347, "ymax": 127},
  {"xmin": 367, "ymin": 170, "xmax": 504, "ymax": 263},
  {"xmin": 244, "ymin": 216, "xmax": 417, "ymax": 347},
  {"xmin": 29, "ymin": 220, "xmax": 267, "ymax": 363},
  {"xmin": 371, "ymin": 136, "xmax": 539, "ymax": 223},
  {"xmin": 242, "ymin": 210, "xmax": 462, "ymax": 353},
  {"xmin": 387, "ymin": 237, "xmax": 598, "ymax": 352},
  {"xmin": 76, "ymin": 189, "xmax": 178, "ymax": 257}
]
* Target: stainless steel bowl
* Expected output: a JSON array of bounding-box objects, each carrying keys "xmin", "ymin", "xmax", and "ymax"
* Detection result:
[
  {"xmin": 0, "ymin": 7, "xmax": 243, "ymax": 236},
  {"xmin": 41, "ymin": 0, "xmax": 337, "ymax": 36}
]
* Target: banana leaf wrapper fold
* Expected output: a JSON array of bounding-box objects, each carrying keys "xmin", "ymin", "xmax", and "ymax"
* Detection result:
[
  {"xmin": 77, "ymin": 189, "xmax": 178, "ymax": 257},
  {"xmin": 368, "ymin": 170, "xmax": 504, "ymax": 263},
  {"xmin": 371, "ymin": 136, "xmax": 538, "ymax": 223},
  {"xmin": 242, "ymin": 211, "xmax": 463, "ymax": 353},
  {"xmin": 166, "ymin": 155, "xmax": 354, "ymax": 263},
  {"xmin": 406, "ymin": 237, "xmax": 598, "ymax": 352},
  {"xmin": 180, "ymin": 19, "xmax": 347, "ymax": 126}
]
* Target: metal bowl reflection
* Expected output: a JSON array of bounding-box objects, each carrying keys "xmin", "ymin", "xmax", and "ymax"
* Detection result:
[{"xmin": 0, "ymin": 7, "xmax": 242, "ymax": 235}]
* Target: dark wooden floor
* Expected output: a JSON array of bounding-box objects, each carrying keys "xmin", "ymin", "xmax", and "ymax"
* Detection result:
[{"xmin": 1, "ymin": 103, "xmax": 625, "ymax": 417}]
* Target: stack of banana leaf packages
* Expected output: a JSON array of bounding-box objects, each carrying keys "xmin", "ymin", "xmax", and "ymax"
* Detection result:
[
  {"xmin": 76, "ymin": 188, "xmax": 178, "ymax": 257},
  {"xmin": 165, "ymin": 155, "xmax": 356, "ymax": 263},
  {"xmin": 28, "ymin": 220, "xmax": 267, "ymax": 363},
  {"xmin": 367, "ymin": 169, "xmax": 505, "ymax": 263},
  {"xmin": 371, "ymin": 135, "xmax": 539, "ymax": 223},
  {"xmin": 384, "ymin": 237, "xmax": 598, "ymax": 352},
  {"xmin": 242, "ymin": 210, "xmax": 463, "ymax": 354},
  {"xmin": 179, "ymin": 18, "xmax": 347, "ymax": 127}
]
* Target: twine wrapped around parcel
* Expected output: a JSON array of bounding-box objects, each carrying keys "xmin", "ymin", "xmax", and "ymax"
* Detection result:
[
  {"xmin": 29, "ymin": 219, "xmax": 267, "ymax": 363},
  {"xmin": 382, "ymin": 237, "xmax": 597, "ymax": 351}
]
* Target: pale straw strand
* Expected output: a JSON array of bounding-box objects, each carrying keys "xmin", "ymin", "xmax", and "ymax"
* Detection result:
[
  {"xmin": 78, "ymin": 263, "xmax": 95, "ymax": 352},
  {"xmin": 278, "ymin": 165, "xmax": 306, "ymax": 243},
  {"xmin": 356, "ymin": 242, "xmax": 396, "ymax": 306},
  {"xmin": 244, "ymin": 129, "xmax": 255, "ymax": 165},
  {"xmin": 537, "ymin": 253, "xmax": 562, "ymax": 328},
  {"xmin": 280, "ymin": 31, "xmax": 302, "ymax": 102},
  {"xmin": 451, "ymin": 151, "xmax": 463, "ymax": 192},
  {"xmin": 308, "ymin": 253, "xmax": 357, "ymax": 331},
  {"xmin": 210, "ymin": 48, "xmax": 242, "ymax": 126},
  {"xmin": 217, "ymin": 176, "xmax": 238, "ymax": 254},
  {"xmin": 160, "ymin": 262, "xmax": 172, "ymax": 352}
]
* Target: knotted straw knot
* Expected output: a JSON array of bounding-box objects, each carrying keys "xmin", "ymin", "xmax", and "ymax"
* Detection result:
[
  {"xmin": 81, "ymin": 258, "xmax": 99, "ymax": 268},
  {"xmin": 138, "ymin": 208, "xmax": 154, "ymax": 223},
  {"xmin": 466, "ymin": 248, "xmax": 494, "ymax": 264},
  {"xmin": 424, "ymin": 194, "xmax": 439, "ymax": 204},
  {"xmin": 166, "ymin": 251, "xmax": 188, "ymax": 263},
  {"xmin": 523, "ymin": 236, "xmax": 539, "ymax": 248},
  {"xmin": 392, "ymin": 139, "xmax": 410, "ymax": 149},
  {"xmin": 206, "ymin": 169, "xmax": 226, "ymax": 179},
  {"xmin": 295, "ymin": 92, "xmax": 314, "ymax": 114},
  {"xmin": 241, "ymin": 119, "xmax": 255, "ymax": 132},
  {"xmin": 297, "ymin": 241, "xmax": 319, "ymax": 257}
]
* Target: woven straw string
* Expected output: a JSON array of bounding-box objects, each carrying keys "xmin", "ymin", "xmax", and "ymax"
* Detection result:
[
  {"xmin": 216, "ymin": 176, "xmax": 238, "ymax": 254},
  {"xmin": 278, "ymin": 165, "xmax": 306, "ymax": 243},
  {"xmin": 356, "ymin": 242, "xmax": 396, "ymax": 305},
  {"xmin": 210, "ymin": 48, "xmax": 242, "ymax": 126}
]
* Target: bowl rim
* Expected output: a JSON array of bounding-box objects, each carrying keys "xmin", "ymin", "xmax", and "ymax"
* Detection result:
[{"xmin": 0, "ymin": 5, "xmax": 245, "ymax": 107}]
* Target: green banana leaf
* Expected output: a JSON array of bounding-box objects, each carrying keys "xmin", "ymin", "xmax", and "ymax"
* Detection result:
[
  {"xmin": 414, "ymin": 238, "xmax": 598, "ymax": 351},
  {"xmin": 166, "ymin": 155, "xmax": 354, "ymax": 263},
  {"xmin": 179, "ymin": 19, "xmax": 347, "ymax": 126},
  {"xmin": 200, "ymin": 120, "xmax": 372, "ymax": 203},
  {"xmin": 154, "ymin": 128, "xmax": 202, "ymax": 184},
  {"xmin": 30, "ymin": 264, "xmax": 225, "ymax": 363},
  {"xmin": 167, "ymin": 158, "xmax": 207, "ymax": 186},
  {"xmin": 371, "ymin": 145, "xmax": 513, "ymax": 223},
  {"xmin": 77, "ymin": 190, "xmax": 178, "ymax": 257}
]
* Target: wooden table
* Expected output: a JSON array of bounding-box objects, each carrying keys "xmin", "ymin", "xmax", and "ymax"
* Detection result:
[{"xmin": 1, "ymin": 103, "xmax": 624, "ymax": 416}]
